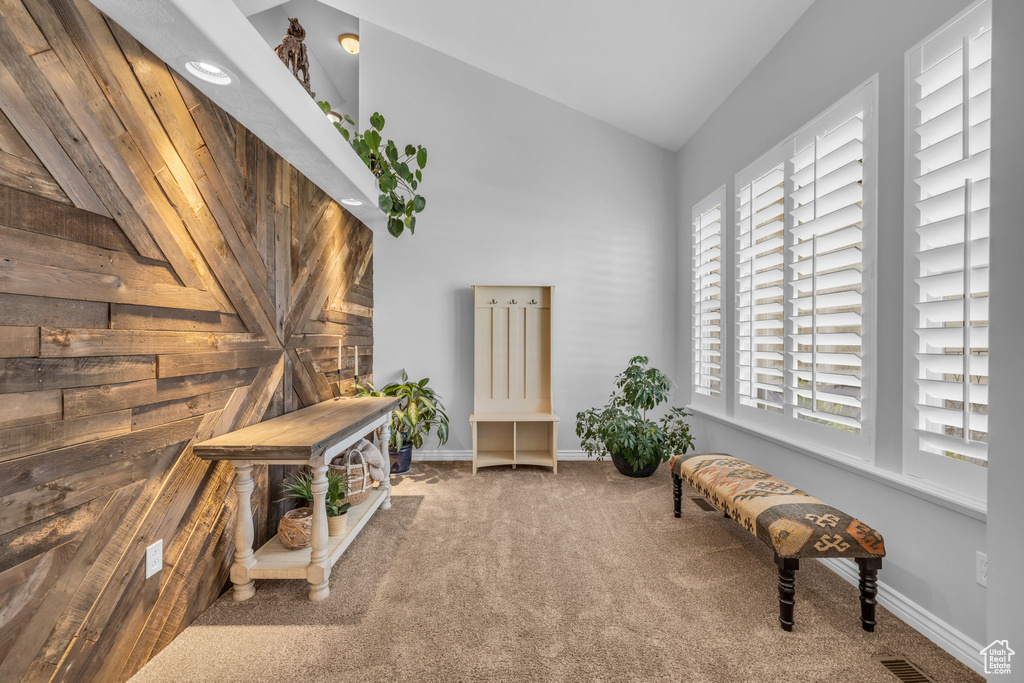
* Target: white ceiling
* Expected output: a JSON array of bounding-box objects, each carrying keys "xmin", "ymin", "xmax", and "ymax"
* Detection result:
[{"xmin": 317, "ymin": 0, "xmax": 815, "ymax": 151}]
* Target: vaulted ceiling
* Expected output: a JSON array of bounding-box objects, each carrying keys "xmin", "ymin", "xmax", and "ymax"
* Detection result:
[{"xmin": 317, "ymin": 0, "xmax": 815, "ymax": 150}]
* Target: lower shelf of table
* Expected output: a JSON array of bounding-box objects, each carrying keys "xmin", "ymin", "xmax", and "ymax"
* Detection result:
[{"xmin": 249, "ymin": 488, "xmax": 386, "ymax": 579}]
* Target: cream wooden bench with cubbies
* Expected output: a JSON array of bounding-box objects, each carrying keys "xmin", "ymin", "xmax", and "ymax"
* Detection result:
[{"xmin": 470, "ymin": 285, "xmax": 558, "ymax": 474}]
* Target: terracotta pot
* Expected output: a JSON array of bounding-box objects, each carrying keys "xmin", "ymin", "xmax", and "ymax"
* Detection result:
[
  {"xmin": 328, "ymin": 512, "xmax": 347, "ymax": 537},
  {"xmin": 278, "ymin": 507, "xmax": 313, "ymax": 549}
]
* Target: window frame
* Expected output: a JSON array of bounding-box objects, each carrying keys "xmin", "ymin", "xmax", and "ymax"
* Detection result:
[
  {"xmin": 902, "ymin": 0, "xmax": 991, "ymax": 501},
  {"xmin": 690, "ymin": 185, "xmax": 727, "ymax": 412},
  {"xmin": 731, "ymin": 78, "xmax": 879, "ymax": 462}
]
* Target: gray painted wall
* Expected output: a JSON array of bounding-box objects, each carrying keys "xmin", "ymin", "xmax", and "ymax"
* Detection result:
[
  {"xmin": 360, "ymin": 23, "xmax": 677, "ymax": 453},
  {"xmin": 674, "ymin": 0, "xmax": 989, "ymax": 655},
  {"xmin": 987, "ymin": 1, "xmax": 1024, "ymax": 677}
]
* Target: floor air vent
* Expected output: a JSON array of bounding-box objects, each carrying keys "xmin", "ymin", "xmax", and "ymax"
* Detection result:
[
  {"xmin": 691, "ymin": 497, "xmax": 716, "ymax": 511},
  {"xmin": 874, "ymin": 657, "xmax": 934, "ymax": 683}
]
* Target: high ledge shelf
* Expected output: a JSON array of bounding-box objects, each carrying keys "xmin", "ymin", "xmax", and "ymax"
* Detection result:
[{"xmin": 470, "ymin": 285, "xmax": 558, "ymax": 474}]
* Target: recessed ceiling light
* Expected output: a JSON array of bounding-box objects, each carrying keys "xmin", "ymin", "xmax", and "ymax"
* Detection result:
[
  {"xmin": 185, "ymin": 60, "xmax": 233, "ymax": 85},
  {"xmin": 338, "ymin": 33, "xmax": 360, "ymax": 54},
  {"xmin": 341, "ymin": 198, "xmax": 363, "ymax": 206}
]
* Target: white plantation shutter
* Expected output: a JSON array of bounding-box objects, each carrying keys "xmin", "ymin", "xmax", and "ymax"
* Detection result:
[
  {"xmin": 736, "ymin": 158, "xmax": 786, "ymax": 414},
  {"xmin": 787, "ymin": 99, "xmax": 868, "ymax": 434},
  {"xmin": 732, "ymin": 80, "xmax": 876, "ymax": 455},
  {"xmin": 692, "ymin": 188, "xmax": 725, "ymax": 401},
  {"xmin": 907, "ymin": 0, "xmax": 991, "ymax": 480}
]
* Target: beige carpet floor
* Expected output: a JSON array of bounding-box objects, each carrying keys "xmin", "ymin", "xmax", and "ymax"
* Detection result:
[{"xmin": 131, "ymin": 462, "xmax": 981, "ymax": 683}]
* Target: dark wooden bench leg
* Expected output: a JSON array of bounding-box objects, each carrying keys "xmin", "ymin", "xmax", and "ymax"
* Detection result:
[
  {"xmin": 672, "ymin": 474, "xmax": 682, "ymax": 518},
  {"xmin": 775, "ymin": 555, "xmax": 799, "ymax": 631},
  {"xmin": 856, "ymin": 557, "xmax": 882, "ymax": 632}
]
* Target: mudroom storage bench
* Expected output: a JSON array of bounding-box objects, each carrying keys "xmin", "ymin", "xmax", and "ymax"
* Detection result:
[{"xmin": 470, "ymin": 285, "xmax": 558, "ymax": 473}]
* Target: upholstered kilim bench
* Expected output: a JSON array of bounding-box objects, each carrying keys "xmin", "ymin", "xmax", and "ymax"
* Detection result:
[{"xmin": 670, "ymin": 453, "xmax": 885, "ymax": 632}]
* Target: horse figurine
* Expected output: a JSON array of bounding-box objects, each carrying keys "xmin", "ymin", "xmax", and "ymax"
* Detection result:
[{"xmin": 275, "ymin": 18, "xmax": 315, "ymax": 98}]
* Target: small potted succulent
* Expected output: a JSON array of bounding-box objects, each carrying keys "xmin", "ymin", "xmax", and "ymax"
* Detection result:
[
  {"xmin": 575, "ymin": 356, "xmax": 695, "ymax": 477},
  {"xmin": 356, "ymin": 371, "xmax": 450, "ymax": 475},
  {"xmin": 281, "ymin": 470, "xmax": 351, "ymax": 537}
]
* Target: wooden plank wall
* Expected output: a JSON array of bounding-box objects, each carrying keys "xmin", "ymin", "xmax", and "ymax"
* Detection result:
[{"xmin": 0, "ymin": 1, "xmax": 374, "ymax": 680}]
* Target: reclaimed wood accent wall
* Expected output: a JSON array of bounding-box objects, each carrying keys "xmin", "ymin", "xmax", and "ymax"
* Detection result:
[{"xmin": 0, "ymin": 1, "xmax": 374, "ymax": 680}]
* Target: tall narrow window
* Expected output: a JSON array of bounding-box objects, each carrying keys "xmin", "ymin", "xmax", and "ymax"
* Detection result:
[
  {"xmin": 733, "ymin": 80, "xmax": 876, "ymax": 456},
  {"xmin": 788, "ymin": 101, "xmax": 868, "ymax": 435},
  {"xmin": 692, "ymin": 187, "xmax": 725, "ymax": 403},
  {"xmin": 736, "ymin": 159, "xmax": 786, "ymax": 415},
  {"xmin": 906, "ymin": 0, "xmax": 990, "ymax": 495}
]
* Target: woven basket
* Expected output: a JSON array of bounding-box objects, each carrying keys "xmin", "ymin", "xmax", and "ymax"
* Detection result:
[
  {"xmin": 278, "ymin": 507, "xmax": 313, "ymax": 550},
  {"xmin": 330, "ymin": 447, "xmax": 371, "ymax": 507}
]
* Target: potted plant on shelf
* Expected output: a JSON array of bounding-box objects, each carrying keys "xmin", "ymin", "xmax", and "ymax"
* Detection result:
[
  {"xmin": 317, "ymin": 101, "xmax": 427, "ymax": 238},
  {"xmin": 355, "ymin": 371, "xmax": 450, "ymax": 475},
  {"xmin": 281, "ymin": 470, "xmax": 351, "ymax": 537},
  {"xmin": 575, "ymin": 356, "xmax": 695, "ymax": 477}
]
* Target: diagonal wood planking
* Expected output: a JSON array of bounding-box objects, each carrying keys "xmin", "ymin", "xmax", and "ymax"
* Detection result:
[{"xmin": 0, "ymin": 0, "xmax": 374, "ymax": 680}]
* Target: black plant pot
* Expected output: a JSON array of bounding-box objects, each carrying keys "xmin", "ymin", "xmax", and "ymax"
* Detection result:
[
  {"xmin": 389, "ymin": 443, "xmax": 414, "ymax": 475},
  {"xmin": 610, "ymin": 452, "xmax": 660, "ymax": 478}
]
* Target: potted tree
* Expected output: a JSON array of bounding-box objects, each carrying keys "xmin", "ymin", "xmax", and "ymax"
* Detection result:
[
  {"xmin": 355, "ymin": 371, "xmax": 450, "ymax": 475},
  {"xmin": 575, "ymin": 356, "xmax": 694, "ymax": 477},
  {"xmin": 281, "ymin": 470, "xmax": 351, "ymax": 537}
]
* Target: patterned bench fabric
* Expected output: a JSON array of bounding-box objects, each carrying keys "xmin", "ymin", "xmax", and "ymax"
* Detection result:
[{"xmin": 670, "ymin": 453, "xmax": 885, "ymax": 559}]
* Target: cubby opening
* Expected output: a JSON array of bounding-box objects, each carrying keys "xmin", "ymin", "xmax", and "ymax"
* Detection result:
[
  {"xmin": 515, "ymin": 421, "xmax": 554, "ymax": 467},
  {"xmin": 475, "ymin": 421, "xmax": 515, "ymax": 467}
]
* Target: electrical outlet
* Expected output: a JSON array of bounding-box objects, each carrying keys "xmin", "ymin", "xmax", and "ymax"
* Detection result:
[
  {"xmin": 146, "ymin": 540, "xmax": 163, "ymax": 579},
  {"xmin": 976, "ymin": 551, "xmax": 988, "ymax": 587}
]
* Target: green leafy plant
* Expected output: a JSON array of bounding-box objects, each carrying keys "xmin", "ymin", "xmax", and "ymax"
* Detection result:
[
  {"xmin": 281, "ymin": 470, "xmax": 351, "ymax": 517},
  {"xmin": 355, "ymin": 371, "xmax": 450, "ymax": 451},
  {"xmin": 575, "ymin": 356, "xmax": 694, "ymax": 472},
  {"xmin": 317, "ymin": 101, "xmax": 427, "ymax": 238}
]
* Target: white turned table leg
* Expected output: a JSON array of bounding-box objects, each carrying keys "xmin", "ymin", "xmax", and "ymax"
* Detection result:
[
  {"xmin": 306, "ymin": 462, "xmax": 331, "ymax": 601},
  {"xmin": 230, "ymin": 463, "xmax": 256, "ymax": 601},
  {"xmin": 379, "ymin": 415, "xmax": 393, "ymax": 510}
]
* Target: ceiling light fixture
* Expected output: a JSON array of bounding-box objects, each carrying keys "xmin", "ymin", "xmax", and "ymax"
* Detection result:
[
  {"xmin": 338, "ymin": 33, "xmax": 360, "ymax": 54},
  {"xmin": 184, "ymin": 60, "xmax": 234, "ymax": 86},
  {"xmin": 341, "ymin": 198, "xmax": 363, "ymax": 206}
]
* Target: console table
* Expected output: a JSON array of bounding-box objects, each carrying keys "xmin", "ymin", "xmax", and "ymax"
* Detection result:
[{"xmin": 194, "ymin": 396, "xmax": 401, "ymax": 602}]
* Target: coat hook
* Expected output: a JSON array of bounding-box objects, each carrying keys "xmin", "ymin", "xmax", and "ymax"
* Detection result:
[
  {"xmin": 488, "ymin": 298, "xmax": 497, "ymax": 305},
  {"xmin": 528, "ymin": 299, "xmax": 537, "ymax": 305},
  {"xmin": 510, "ymin": 299, "xmax": 517, "ymax": 305}
]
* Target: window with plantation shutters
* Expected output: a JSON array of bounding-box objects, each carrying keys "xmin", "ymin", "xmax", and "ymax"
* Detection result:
[
  {"xmin": 736, "ymin": 160, "xmax": 786, "ymax": 415},
  {"xmin": 788, "ymin": 98, "xmax": 869, "ymax": 434},
  {"xmin": 906, "ymin": 0, "xmax": 991, "ymax": 492},
  {"xmin": 692, "ymin": 187, "xmax": 725, "ymax": 402},
  {"xmin": 732, "ymin": 80, "xmax": 876, "ymax": 456}
]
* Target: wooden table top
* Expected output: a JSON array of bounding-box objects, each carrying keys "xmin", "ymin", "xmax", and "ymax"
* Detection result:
[{"xmin": 194, "ymin": 396, "xmax": 401, "ymax": 461}]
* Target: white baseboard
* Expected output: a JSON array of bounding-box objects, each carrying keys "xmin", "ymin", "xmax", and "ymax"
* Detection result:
[
  {"xmin": 818, "ymin": 558, "xmax": 984, "ymax": 675},
  {"xmin": 412, "ymin": 450, "xmax": 591, "ymax": 461}
]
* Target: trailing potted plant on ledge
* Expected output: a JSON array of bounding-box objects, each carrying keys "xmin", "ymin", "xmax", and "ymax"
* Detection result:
[
  {"xmin": 317, "ymin": 100, "xmax": 427, "ymax": 238},
  {"xmin": 355, "ymin": 371, "xmax": 450, "ymax": 475},
  {"xmin": 575, "ymin": 356, "xmax": 694, "ymax": 477}
]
